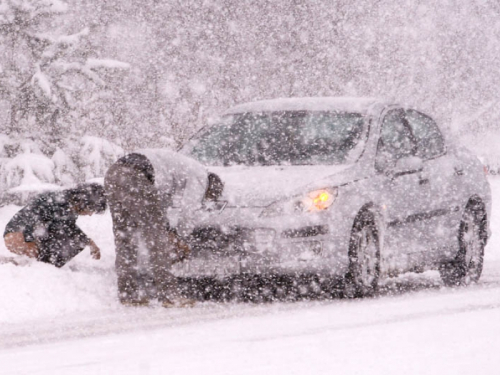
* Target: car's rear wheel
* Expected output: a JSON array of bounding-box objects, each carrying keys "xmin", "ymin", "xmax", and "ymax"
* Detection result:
[
  {"xmin": 344, "ymin": 210, "xmax": 380, "ymax": 298},
  {"xmin": 439, "ymin": 198, "xmax": 487, "ymax": 287}
]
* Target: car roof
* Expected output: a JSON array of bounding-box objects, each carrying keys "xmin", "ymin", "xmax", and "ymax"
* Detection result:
[{"xmin": 223, "ymin": 97, "xmax": 385, "ymax": 115}]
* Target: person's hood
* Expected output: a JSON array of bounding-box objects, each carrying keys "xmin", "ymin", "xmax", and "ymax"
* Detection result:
[{"xmin": 208, "ymin": 164, "xmax": 353, "ymax": 207}]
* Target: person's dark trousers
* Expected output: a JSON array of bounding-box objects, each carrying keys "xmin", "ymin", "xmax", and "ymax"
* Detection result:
[
  {"xmin": 37, "ymin": 221, "xmax": 89, "ymax": 268},
  {"xmin": 105, "ymin": 162, "xmax": 180, "ymax": 304}
]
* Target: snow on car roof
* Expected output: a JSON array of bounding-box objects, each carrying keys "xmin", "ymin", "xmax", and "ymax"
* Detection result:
[{"xmin": 224, "ymin": 97, "xmax": 382, "ymax": 115}]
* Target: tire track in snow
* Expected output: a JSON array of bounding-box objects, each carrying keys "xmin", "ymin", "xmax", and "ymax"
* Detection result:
[
  {"xmin": 2, "ymin": 280, "xmax": 500, "ymax": 350},
  {"xmin": 0, "ymin": 302, "xmax": 324, "ymax": 349}
]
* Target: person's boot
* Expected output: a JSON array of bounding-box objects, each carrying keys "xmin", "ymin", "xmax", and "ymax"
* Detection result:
[
  {"xmin": 120, "ymin": 297, "xmax": 150, "ymax": 307},
  {"xmin": 118, "ymin": 276, "xmax": 147, "ymax": 306},
  {"xmin": 119, "ymin": 290, "xmax": 150, "ymax": 307}
]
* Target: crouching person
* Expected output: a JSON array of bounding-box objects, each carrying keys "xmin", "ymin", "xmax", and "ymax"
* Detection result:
[
  {"xmin": 3, "ymin": 183, "xmax": 106, "ymax": 267},
  {"xmin": 104, "ymin": 150, "xmax": 223, "ymax": 308}
]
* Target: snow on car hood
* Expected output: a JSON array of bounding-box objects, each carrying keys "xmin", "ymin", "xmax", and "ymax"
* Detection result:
[{"xmin": 208, "ymin": 164, "xmax": 352, "ymax": 207}]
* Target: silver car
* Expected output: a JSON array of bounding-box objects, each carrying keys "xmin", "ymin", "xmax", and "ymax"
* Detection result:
[{"xmin": 175, "ymin": 97, "xmax": 491, "ymax": 296}]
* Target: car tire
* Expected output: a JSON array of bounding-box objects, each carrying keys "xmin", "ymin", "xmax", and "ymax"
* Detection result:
[
  {"xmin": 439, "ymin": 198, "xmax": 487, "ymax": 287},
  {"xmin": 344, "ymin": 209, "xmax": 380, "ymax": 298}
]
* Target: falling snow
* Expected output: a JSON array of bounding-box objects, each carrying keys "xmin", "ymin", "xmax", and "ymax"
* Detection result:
[{"xmin": 1, "ymin": 1, "xmax": 500, "ymax": 374}]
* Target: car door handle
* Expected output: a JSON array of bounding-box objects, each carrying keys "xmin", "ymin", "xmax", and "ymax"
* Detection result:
[{"xmin": 419, "ymin": 177, "xmax": 429, "ymax": 185}]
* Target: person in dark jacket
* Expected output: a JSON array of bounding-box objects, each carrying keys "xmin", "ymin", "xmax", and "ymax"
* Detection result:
[
  {"xmin": 104, "ymin": 150, "xmax": 223, "ymax": 307},
  {"xmin": 3, "ymin": 183, "xmax": 107, "ymax": 268}
]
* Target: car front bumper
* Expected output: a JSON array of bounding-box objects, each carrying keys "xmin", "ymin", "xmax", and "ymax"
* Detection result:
[{"xmin": 170, "ymin": 220, "xmax": 350, "ymax": 278}]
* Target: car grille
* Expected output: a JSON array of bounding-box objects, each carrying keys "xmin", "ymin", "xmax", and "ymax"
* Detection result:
[
  {"xmin": 281, "ymin": 225, "xmax": 329, "ymax": 239},
  {"xmin": 189, "ymin": 226, "xmax": 277, "ymax": 255},
  {"xmin": 189, "ymin": 226, "xmax": 250, "ymax": 255}
]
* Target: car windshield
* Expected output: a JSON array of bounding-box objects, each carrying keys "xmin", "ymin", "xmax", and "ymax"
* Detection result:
[{"xmin": 182, "ymin": 111, "xmax": 367, "ymax": 166}]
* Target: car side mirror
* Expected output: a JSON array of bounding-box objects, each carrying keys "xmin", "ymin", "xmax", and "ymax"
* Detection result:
[{"xmin": 390, "ymin": 156, "xmax": 423, "ymax": 178}]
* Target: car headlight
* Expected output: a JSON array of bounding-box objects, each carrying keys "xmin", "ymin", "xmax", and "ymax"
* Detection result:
[{"xmin": 260, "ymin": 188, "xmax": 338, "ymax": 218}]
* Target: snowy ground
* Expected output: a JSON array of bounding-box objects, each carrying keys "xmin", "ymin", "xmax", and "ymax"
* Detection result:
[{"xmin": 1, "ymin": 178, "xmax": 500, "ymax": 374}]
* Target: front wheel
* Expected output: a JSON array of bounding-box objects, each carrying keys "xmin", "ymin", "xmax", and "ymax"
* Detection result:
[
  {"xmin": 344, "ymin": 210, "xmax": 380, "ymax": 298},
  {"xmin": 440, "ymin": 198, "xmax": 487, "ymax": 287}
]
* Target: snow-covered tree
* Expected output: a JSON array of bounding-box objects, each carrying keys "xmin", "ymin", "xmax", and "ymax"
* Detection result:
[
  {"xmin": 0, "ymin": 0, "xmax": 129, "ymax": 202},
  {"xmin": 0, "ymin": 134, "xmax": 59, "ymax": 204},
  {"xmin": 0, "ymin": 132, "xmax": 124, "ymax": 204},
  {"xmin": 0, "ymin": 0, "xmax": 129, "ymax": 147},
  {"xmin": 77, "ymin": 135, "xmax": 124, "ymax": 181}
]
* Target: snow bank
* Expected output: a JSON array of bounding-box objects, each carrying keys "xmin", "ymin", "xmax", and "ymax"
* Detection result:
[
  {"xmin": 0, "ymin": 205, "xmax": 118, "ymax": 324},
  {"xmin": 0, "ymin": 262, "xmax": 117, "ymax": 323}
]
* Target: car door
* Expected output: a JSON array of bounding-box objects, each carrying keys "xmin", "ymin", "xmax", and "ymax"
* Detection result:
[
  {"xmin": 375, "ymin": 108, "xmax": 428, "ymax": 272},
  {"xmin": 403, "ymin": 109, "xmax": 459, "ymax": 263}
]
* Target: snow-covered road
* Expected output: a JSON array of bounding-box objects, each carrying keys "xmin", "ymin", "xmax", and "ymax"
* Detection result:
[
  {"xmin": 1, "ymin": 178, "xmax": 500, "ymax": 374},
  {"xmin": 2, "ymin": 271, "xmax": 500, "ymax": 374}
]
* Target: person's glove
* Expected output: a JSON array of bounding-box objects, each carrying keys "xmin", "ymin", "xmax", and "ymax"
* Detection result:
[
  {"xmin": 167, "ymin": 232, "xmax": 191, "ymax": 263},
  {"xmin": 89, "ymin": 239, "xmax": 101, "ymax": 260}
]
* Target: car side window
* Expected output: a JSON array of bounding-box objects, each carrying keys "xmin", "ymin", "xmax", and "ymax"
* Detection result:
[
  {"xmin": 404, "ymin": 110, "xmax": 446, "ymax": 160},
  {"xmin": 375, "ymin": 109, "xmax": 417, "ymax": 172}
]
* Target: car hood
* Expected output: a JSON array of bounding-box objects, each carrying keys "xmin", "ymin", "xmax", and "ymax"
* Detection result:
[{"xmin": 208, "ymin": 164, "xmax": 352, "ymax": 207}]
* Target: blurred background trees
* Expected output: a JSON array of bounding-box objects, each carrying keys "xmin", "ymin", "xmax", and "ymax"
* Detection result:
[
  {"xmin": 0, "ymin": 0, "xmax": 127, "ymax": 200},
  {"xmin": 1, "ymin": 0, "xmax": 500, "ymax": 201}
]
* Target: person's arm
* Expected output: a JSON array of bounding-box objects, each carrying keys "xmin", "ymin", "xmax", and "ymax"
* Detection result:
[
  {"xmin": 176, "ymin": 169, "xmax": 209, "ymax": 237},
  {"xmin": 88, "ymin": 238, "xmax": 101, "ymax": 260},
  {"xmin": 22, "ymin": 225, "xmax": 36, "ymax": 243},
  {"xmin": 167, "ymin": 229, "xmax": 190, "ymax": 263},
  {"xmin": 67, "ymin": 222, "xmax": 101, "ymax": 260}
]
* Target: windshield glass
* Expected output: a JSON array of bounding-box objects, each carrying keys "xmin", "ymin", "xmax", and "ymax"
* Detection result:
[{"xmin": 182, "ymin": 111, "xmax": 367, "ymax": 166}]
